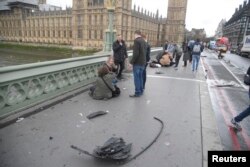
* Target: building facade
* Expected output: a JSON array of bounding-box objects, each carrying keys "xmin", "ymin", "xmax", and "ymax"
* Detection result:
[
  {"xmin": 214, "ymin": 19, "xmax": 226, "ymax": 39},
  {"xmin": 223, "ymin": 0, "xmax": 250, "ymax": 48},
  {"xmin": 0, "ymin": 0, "xmax": 188, "ymax": 49}
]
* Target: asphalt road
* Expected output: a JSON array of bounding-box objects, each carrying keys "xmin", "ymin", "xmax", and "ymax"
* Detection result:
[
  {"xmin": 201, "ymin": 49, "xmax": 250, "ymax": 150},
  {"xmin": 0, "ymin": 51, "xmax": 223, "ymax": 167}
]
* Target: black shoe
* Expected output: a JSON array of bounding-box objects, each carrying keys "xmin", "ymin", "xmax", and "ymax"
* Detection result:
[{"xmin": 129, "ymin": 94, "xmax": 140, "ymax": 98}]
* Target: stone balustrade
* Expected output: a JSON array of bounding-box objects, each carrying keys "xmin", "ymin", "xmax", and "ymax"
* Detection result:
[{"xmin": 0, "ymin": 48, "xmax": 162, "ymax": 119}]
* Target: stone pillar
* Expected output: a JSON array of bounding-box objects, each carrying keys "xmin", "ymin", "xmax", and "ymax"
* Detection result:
[{"xmin": 103, "ymin": 0, "xmax": 117, "ymax": 52}]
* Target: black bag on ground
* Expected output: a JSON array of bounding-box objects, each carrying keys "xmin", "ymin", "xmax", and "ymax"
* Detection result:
[
  {"xmin": 89, "ymin": 85, "xmax": 96, "ymax": 97},
  {"xmin": 244, "ymin": 74, "xmax": 250, "ymax": 85},
  {"xmin": 112, "ymin": 85, "xmax": 120, "ymax": 97}
]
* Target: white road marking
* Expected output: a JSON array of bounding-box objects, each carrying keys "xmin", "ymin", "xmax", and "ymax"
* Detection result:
[{"xmin": 146, "ymin": 75, "xmax": 205, "ymax": 83}]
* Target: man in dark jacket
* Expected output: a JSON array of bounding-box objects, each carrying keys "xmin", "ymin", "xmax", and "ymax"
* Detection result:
[
  {"xmin": 112, "ymin": 34, "xmax": 128, "ymax": 79},
  {"xmin": 142, "ymin": 34, "xmax": 151, "ymax": 89},
  {"xmin": 129, "ymin": 30, "xmax": 146, "ymax": 97}
]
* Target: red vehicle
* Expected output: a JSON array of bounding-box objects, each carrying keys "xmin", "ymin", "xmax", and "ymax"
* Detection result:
[{"xmin": 216, "ymin": 37, "xmax": 229, "ymax": 52}]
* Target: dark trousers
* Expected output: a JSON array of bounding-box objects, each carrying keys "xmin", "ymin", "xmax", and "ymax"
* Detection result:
[
  {"xmin": 235, "ymin": 90, "xmax": 250, "ymax": 122},
  {"xmin": 115, "ymin": 61, "xmax": 124, "ymax": 78},
  {"xmin": 143, "ymin": 64, "xmax": 148, "ymax": 89},
  {"xmin": 183, "ymin": 60, "xmax": 187, "ymax": 66},
  {"xmin": 235, "ymin": 105, "xmax": 250, "ymax": 122},
  {"xmin": 174, "ymin": 55, "xmax": 181, "ymax": 67}
]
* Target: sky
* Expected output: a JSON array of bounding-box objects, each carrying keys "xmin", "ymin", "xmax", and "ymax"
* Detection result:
[{"xmin": 47, "ymin": 0, "xmax": 246, "ymax": 37}]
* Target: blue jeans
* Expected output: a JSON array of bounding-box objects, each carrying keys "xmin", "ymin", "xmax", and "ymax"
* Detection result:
[
  {"xmin": 133, "ymin": 65, "xmax": 145, "ymax": 96},
  {"xmin": 192, "ymin": 54, "xmax": 200, "ymax": 71},
  {"xmin": 235, "ymin": 90, "xmax": 250, "ymax": 122}
]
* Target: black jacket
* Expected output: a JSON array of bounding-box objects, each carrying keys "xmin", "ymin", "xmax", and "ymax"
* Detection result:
[
  {"xmin": 112, "ymin": 40, "xmax": 128, "ymax": 63},
  {"xmin": 130, "ymin": 37, "xmax": 146, "ymax": 66},
  {"xmin": 146, "ymin": 42, "xmax": 151, "ymax": 63}
]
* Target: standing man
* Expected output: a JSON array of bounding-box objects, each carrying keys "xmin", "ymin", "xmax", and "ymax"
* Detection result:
[
  {"xmin": 191, "ymin": 38, "xmax": 204, "ymax": 72},
  {"xmin": 129, "ymin": 30, "xmax": 146, "ymax": 97},
  {"xmin": 231, "ymin": 66, "xmax": 250, "ymax": 130},
  {"xmin": 112, "ymin": 34, "xmax": 128, "ymax": 79},
  {"xmin": 141, "ymin": 34, "xmax": 151, "ymax": 90},
  {"xmin": 163, "ymin": 40, "xmax": 169, "ymax": 52},
  {"xmin": 173, "ymin": 44, "xmax": 183, "ymax": 70}
]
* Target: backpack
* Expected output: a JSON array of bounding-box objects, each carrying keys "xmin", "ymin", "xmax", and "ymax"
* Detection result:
[
  {"xmin": 176, "ymin": 46, "xmax": 183, "ymax": 56},
  {"xmin": 193, "ymin": 44, "xmax": 201, "ymax": 53}
]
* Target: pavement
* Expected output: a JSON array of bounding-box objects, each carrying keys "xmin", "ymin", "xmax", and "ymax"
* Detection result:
[{"xmin": 0, "ymin": 51, "xmax": 223, "ymax": 167}]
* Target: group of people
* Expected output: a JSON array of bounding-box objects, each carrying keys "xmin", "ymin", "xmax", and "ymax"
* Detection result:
[
  {"xmin": 88, "ymin": 31, "xmax": 250, "ymax": 131},
  {"xmin": 150, "ymin": 38, "xmax": 204, "ymax": 72},
  {"xmin": 89, "ymin": 35, "xmax": 206, "ymax": 100},
  {"xmin": 89, "ymin": 30, "xmax": 151, "ymax": 99}
]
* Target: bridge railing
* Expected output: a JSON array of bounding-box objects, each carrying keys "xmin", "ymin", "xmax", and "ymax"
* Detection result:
[{"xmin": 0, "ymin": 48, "xmax": 162, "ymax": 119}]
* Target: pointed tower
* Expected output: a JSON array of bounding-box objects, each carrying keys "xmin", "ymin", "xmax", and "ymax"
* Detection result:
[
  {"xmin": 38, "ymin": 0, "xmax": 46, "ymax": 4},
  {"xmin": 165, "ymin": 0, "xmax": 188, "ymax": 44}
]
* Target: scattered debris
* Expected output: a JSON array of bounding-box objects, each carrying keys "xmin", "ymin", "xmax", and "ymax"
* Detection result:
[
  {"xmin": 71, "ymin": 117, "xmax": 164, "ymax": 164},
  {"xmin": 80, "ymin": 121, "xmax": 86, "ymax": 124},
  {"xmin": 16, "ymin": 118, "xmax": 24, "ymax": 123},
  {"xmin": 164, "ymin": 142, "xmax": 170, "ymax": 146},
  {"xmin": 49, "ymin": 136, "xmax": 53, "ymax": 140},
  {"xmin": 79, "ymin": 113, "xmax": 83, "ymax": 117},
  {"xmin": 123, "ymin": 88, "xmax": 127, "ymax": 90},
  {"xmin": 86, "ymin": 111, "xmax": 108, "ymax": 120},
  {"xmin": 208, "ymin": 80, "xmax": 241, "ymax": 88},
  {"xmin": 94, "ymin": 137, "xmax": 132, "ymax": 160},
  {"xmin": 71, "ymin": 137, "xmax": 132, "ymax": 160},
  {"xmin": 76, "ymin": 125, "xmax": 81, "ymax": 128},
  {"xmin": 155, "ymin": 71, "xmax": 164, "ymax": 74},
  {"xmin": 147, "ymin": 100, "xmax": 151, "ymax": 104}
]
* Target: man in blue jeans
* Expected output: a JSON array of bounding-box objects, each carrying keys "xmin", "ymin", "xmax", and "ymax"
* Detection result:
[
  {"xmin": 231, "ymin": 66, "xmax": 250, "ymax": 130},
  {"xmin": 191, "ymin": 39, "xmax": 204, "ymax": 72},
  {"xmin": 129, "ymin": 30, "xmax": 146, "ymax": 97}
]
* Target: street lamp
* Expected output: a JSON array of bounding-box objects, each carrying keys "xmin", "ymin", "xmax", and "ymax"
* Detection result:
[{"xmin": 103, "ymin": 0, "xmax": 117, "ymax": 52}]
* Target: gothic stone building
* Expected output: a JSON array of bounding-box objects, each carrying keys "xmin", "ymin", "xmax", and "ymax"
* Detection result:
[
  {"xmin": 223, "ymin": 0, "xmax": 250, "ymax": 49},
  {"xmin": 0, "ymin": 0, "xmax": 188, "ymax": 49}
]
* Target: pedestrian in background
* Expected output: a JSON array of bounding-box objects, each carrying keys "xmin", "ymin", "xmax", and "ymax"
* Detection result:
[
  {"xmin": 142, "ymin": 34, "xmax": 151, "ymax": 90},
  {"xmin": 191, "ymin": 38, "xmax": 204, "ymax": 72},
  {"xmin": 182, "ymin": 42, "xmax": 190, "ymax": 67},
  {"xmin": 231, "ymin": 66, "xmax": 250, "ymax": 130},
  {"xmin": 129, "ymin": 30, "xmax": 146, "ymax": 97},
  {"xmin": 173, "ymin": 43, "xmax": 183, "ymax": 70},
  {"xmin": 112, "ymin": 34, "xmax": 128, "ymax": 80},
  {"xmin": 163, "ymin": 40, "xmax": 169, "ymax": 52}
]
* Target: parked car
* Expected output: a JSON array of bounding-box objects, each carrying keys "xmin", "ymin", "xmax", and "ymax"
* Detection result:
[{"xmin": 240, "ymin": 35, "xmax": 250, "ymax": 57}]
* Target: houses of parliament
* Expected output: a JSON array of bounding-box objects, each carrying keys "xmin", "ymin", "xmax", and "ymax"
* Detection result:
[{"xmin": 0, "ymin": 0, "xmax": 188, "ymax": 49}]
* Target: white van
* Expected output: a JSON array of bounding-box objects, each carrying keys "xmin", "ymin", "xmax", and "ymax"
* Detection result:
[{"xmin": 240, "ymin": 35, "xmax": 250, "ymax": 57}]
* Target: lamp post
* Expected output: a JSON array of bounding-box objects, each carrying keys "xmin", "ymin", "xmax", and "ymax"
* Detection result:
[{"xmin": 104, "ymin": 0, "xmax": 117, "ymax": 52}]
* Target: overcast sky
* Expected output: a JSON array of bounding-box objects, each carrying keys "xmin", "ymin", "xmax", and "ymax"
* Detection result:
[{"xmin": 47, "ymin": 0, "xmax": 246, "ymax": 37}]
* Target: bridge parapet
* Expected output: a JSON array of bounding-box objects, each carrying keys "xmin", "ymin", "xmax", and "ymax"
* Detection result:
[{"xmin": 0, "ymin": 48, "xmax": 162, "ymax": 119}]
